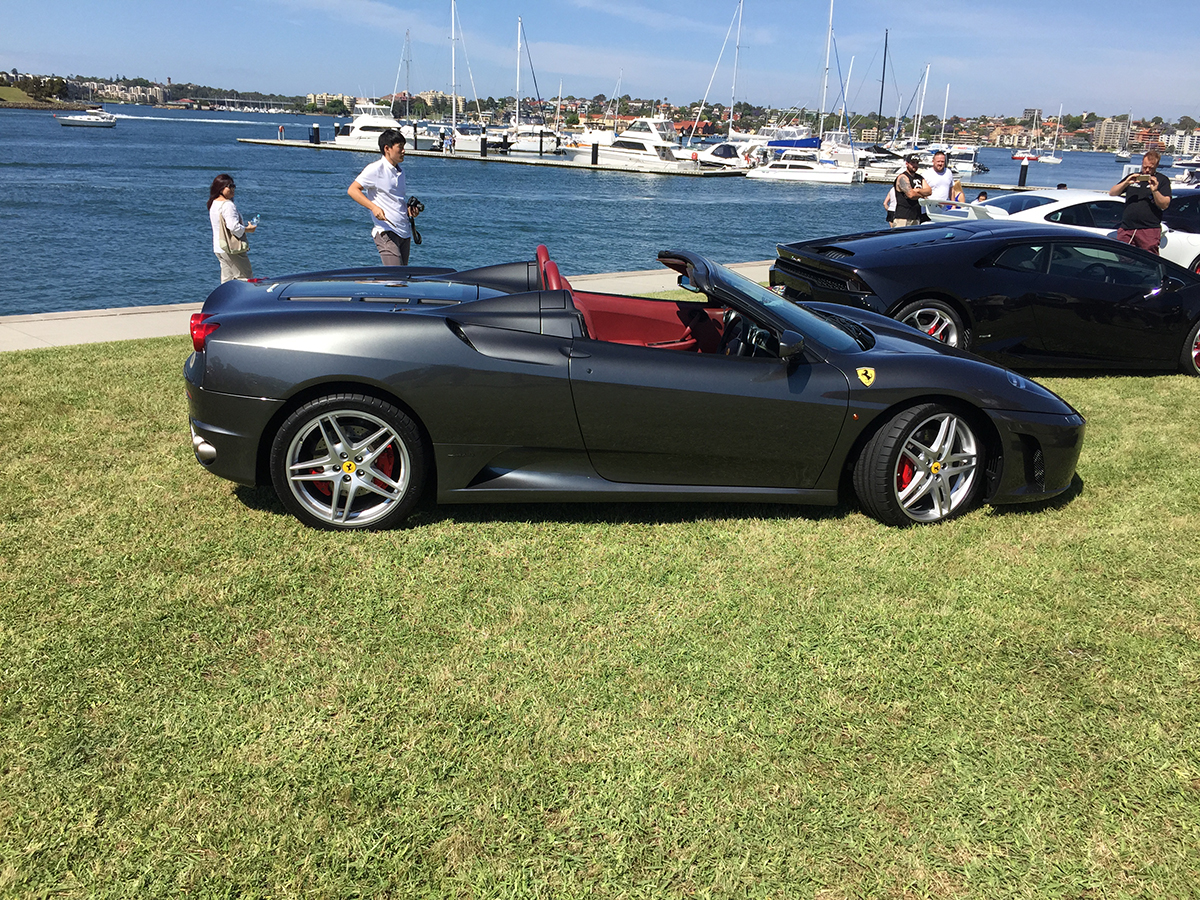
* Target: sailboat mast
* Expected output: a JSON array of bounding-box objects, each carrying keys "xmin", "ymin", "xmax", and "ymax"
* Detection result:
[
  {"xmin": 818, "ymin": 0, "xmax": 833, "ymax": 140},
  {"xmin": 940, "ymin": 83, "xmax": 949, "ymax": 145},
  {"xmin": 450, "ymin": 0, "xmax": 456, "ymax": 131},
  {"xmin": 876, "ymin": 30, "xmax": 887, "ymax": 143},
  {"xmin": 729, "ymin": 0, "xmax": 742, "ymax": 139},
  {"xmin": 911, "ymin": 63, "xmax": 928, "ymax": 147},
  {"xmin": 841, "ymin": 56, "xmax": 854, "ymax": 133},
  {"xmin": 515, "ymin": 17, "xmax": 522, "ymax": 130}
]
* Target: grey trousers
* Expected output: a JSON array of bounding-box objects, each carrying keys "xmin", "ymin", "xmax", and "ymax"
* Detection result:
[{"xmin": 373, "ymin": 231, "xmax": 412, "ymax": 266}]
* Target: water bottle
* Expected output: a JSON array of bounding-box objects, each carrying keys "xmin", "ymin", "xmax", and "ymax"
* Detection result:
[{"xmin": 248, "ymin": 214, "xmax": 260, "ymax": 228}]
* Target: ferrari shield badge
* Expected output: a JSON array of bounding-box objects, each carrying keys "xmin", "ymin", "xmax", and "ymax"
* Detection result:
[{"xmin": 856, "ymin": 367, "xmax": 876, "ymax": 387}]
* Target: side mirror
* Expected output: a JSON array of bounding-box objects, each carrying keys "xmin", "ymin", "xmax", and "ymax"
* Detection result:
[
  {"xmin": 678, "ymin": 274, "xmax": 702, "ymax": 293},
  {"xmin": 778, "ymin": 329, "xmax": 805, "ymax": 361}
]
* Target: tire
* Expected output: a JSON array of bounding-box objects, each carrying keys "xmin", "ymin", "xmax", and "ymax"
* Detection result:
[
  {"xmin": 1190, "ymin": 255, "xmax": 1200, "ymax": 276},
  {"xmin": 893, "ymin": 299, "xmax": 969, "ymax": 349},
  {"xmin": 270, "ymin": 394, "xmax": 427, "ymax": 530},
  {"xmin": 1182, "ymin": 319, "xmax": 1200, "ymax": 377},
  {"xmin": 853, "ymin": 403, "xmax": 985, "ymax": 526}
]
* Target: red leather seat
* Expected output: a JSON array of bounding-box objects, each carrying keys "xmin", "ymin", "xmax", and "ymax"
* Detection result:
[{"xmin": 536, "ymin": 245, "xmax": 550, "ymax": 288}]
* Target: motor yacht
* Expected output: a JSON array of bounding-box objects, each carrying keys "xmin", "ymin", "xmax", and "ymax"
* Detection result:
[
  {"xmin": 568, "ymin": 117, "xmax": 700, "ymax": 171},
  {"xmin": 59, "ymin": 107, "xmax": 116, "ymax": 128},
  {"xmin": 745, "ymin": 150, "xmax": 865, "ymax": 184},
  {"xmin": 333, "ymin": 102, "xmax": 434, "ymax": 150},
  {"xmin": 693, "ymin": 141, "xmax": 760, "ymax": 169}
]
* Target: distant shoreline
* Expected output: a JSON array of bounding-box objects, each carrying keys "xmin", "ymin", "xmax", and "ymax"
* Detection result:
[{"xmin": 0, "ymin": 101, "xmax": 90, "ymax": 111}]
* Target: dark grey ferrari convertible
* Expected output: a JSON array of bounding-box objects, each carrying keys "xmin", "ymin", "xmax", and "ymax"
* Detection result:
[{"xmin": 185, "ymin": 246, "xmax": 1085, "ymax": 530}]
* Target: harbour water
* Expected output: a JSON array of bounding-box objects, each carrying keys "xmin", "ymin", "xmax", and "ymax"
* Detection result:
[{"xmin": 0, "ymin": 106, "xmax": 1147, "ymax": 317}]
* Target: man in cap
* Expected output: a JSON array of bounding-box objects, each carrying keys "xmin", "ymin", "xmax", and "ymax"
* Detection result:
[{"xmin": 892, "ymin": 154, "xmax": 930, "ymax": 227}]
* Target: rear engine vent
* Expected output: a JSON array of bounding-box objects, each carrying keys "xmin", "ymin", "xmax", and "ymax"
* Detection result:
[{"xmin": 819, "ymin": 248, "xmax": 853, "ymax": 260}]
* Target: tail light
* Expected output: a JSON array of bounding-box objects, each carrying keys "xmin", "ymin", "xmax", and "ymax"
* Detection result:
[{"xmin": 190, "ymin": 313, "xmax": 220, "ymax": 351}]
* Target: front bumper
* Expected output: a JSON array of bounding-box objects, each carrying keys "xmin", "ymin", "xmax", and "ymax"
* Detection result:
[{"xmin": 983, "ymin": 408, "xmax": 1085, "ymax": 504}]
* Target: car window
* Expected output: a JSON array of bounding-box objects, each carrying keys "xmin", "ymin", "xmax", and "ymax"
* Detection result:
[
  {"xmin": 982, "ymin": 195, "xmax": 1056, "ymax": 214},
  {"xmin": 1164, "ymin": 194, "xmax": 1200, "ymax": 233},
  {"xmin": 1086, "ymin": 201, "xmax": 1126, "ymax": 230},
  {"xmin": 993, "ymin": 243, "xmax": 1047, "ymax": 272},
  {"xmin": 1049, "ymin": 243, "xmax": 1162, "ymax": 287},
  {"xmin": 1045, "ymin": 204, "xmax": 1095, "ymax": 228}
]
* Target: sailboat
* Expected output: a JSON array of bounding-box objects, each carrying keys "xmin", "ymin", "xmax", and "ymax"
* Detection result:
[
  {"xmin": 1012, "ymin": 109, "xmax": 1041, "ymax": 161},
  {"xmin": 499, "ymin": 17, "xmax": 564, "ymax": 153},
  {"xmin": 1038, "ymin": 104, "xmax": 1063, "ymax": 164}
]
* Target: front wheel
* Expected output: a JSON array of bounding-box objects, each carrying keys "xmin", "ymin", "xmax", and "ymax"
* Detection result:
[
  {"xmin": 853, "ymin": 403, "xmax": 985, "ymax": 526},
  {"xmin": 1182, "ymin": 319, "xmax": 1200, "ymax": 377},
  {"xmin": 270, "ymin": 394, "xmax": 427, "ymax": 530},
  {"xmin": 893, "ymin": 299, "xmax": 968, "ymax": 348}
]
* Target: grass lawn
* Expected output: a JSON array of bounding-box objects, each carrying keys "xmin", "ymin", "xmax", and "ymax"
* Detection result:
[
  {"xmin": 0, "ymin": 87, "xmax": 34, "ymax": 103},
  {"xmin": 1, "ymin": 337, "xmax": 1198, "ymax": 898}
]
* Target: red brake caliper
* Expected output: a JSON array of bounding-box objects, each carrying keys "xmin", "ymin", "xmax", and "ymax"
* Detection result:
[
  {"xmin": 897, "ymin": 455, "xmax": 915, "ymax": 491},
  {"xmin": 374, "ymin": 444, "xmax": 396, "ymax": 489}
]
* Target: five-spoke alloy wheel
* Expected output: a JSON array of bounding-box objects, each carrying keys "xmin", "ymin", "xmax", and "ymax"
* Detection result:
[
  {"xmin": 854, "ymin": 403, "xmax": 984, "ymax": 526},
  {"xmin": 894, "ymin": 299, "xmax": 968, "ymax": 348},
  {"xmin": 1183, "ymin": 319, "xmax": 1200, "ymax": 377},
  {"xmin": 270, "ymin": 394, "xmax": 427, "ymax": 530}
]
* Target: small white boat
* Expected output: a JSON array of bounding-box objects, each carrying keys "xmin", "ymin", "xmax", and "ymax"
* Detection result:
[
  {"xmin": 745, "ymin": 150, "xmax": 865, "ymax": 184},
  {"xmin": 60, "ymin": 107, "xmax": 116, "ymax": 128},
  {"xmin": 692, "ymin": 141, "xmax": 758, "ymax": 169},
  {"xmin": 1038, "ymin": 104, "xmax": 1063, "ymax": 164}
]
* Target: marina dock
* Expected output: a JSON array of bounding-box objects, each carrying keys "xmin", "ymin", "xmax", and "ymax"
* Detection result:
[
  {"xmin": 236, "ymin": 138, "xmax": 744, "ymax": 177},
  {"xmin": 237, "ymin": 138, "xmax": 1038, "ymax": 190}
]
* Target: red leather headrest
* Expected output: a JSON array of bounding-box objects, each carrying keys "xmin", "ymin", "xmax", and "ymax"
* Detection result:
[
  {"xmin": 543, "ymin": 260, "xmax": 563, "ymax": 291},
  {"xmin": 536, "ymin": 245, "xmax": 550, "ymax": 287}
]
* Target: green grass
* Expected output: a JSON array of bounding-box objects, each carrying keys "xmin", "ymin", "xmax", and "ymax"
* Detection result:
[
  {"xmin": 1, "ymin": 338, "xmax": 1199, "ymax": 898},
  {"xmin": 0, "ymin": 87, "xmax": 34, "ymax": 103}
]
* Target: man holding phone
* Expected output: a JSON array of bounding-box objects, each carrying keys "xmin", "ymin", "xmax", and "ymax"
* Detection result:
[{"xmin": 1109, "ymin": 149, "xmax": 1171, "ymax": 253}]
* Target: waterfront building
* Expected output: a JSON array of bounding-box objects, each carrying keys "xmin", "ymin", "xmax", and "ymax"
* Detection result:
[{"xmin": 1093, "ymin": 117, "xmax": 1128, "ymax": 151}]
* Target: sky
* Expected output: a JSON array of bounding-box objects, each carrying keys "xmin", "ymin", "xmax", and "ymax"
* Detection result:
[{"xmin": 3, "ymin": 0, "xmax": 1199, "ymax": 122}]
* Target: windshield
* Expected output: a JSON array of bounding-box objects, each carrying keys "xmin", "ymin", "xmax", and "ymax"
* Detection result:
[
  {"xmin": 708, "ymin": 263, "xmax": 864, "ymax": 353},
  {"xmin": 982, "ymin": 194, "xmax": 1056, "ymax": 214}
]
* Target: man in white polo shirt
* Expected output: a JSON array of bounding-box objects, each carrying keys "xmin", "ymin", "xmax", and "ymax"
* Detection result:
[{"xmin": 347, "ymin": 129, "xmax": 420, "ymax": 265}]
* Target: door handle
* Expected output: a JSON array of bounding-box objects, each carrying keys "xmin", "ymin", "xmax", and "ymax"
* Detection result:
[{"xmin": 561, "ymin": 346, "xmax": 591, "ymax": 359}]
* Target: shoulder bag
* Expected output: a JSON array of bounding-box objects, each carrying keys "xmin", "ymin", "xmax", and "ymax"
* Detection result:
[{"xmin": 217, "ymin": 202, "xmax": 249, "ymax": 255}]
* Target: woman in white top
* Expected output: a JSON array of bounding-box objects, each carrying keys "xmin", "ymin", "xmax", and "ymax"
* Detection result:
[{"xmin": 207, "ymin": 174, "xmax": 257, "ymax": 284}]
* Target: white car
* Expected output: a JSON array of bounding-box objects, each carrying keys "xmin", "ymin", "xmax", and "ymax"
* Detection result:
[{"xmin": 922, "ymin": 188, "xmax": 1200, "ymax": 274}]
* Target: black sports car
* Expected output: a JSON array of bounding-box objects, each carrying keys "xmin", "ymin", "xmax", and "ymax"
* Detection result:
[
  {"xmin": 770, "ymin": 221, "xmax": 1200, "ymax": 375},
  {"xmin": 185, "ymin": 246, "xmax": 1084, "ymax": 530}
]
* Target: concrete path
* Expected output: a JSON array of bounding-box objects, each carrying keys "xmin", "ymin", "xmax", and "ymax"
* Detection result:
[{"xmin": 0, "ymin": 261, "xmax": 772, "ymax": 352}]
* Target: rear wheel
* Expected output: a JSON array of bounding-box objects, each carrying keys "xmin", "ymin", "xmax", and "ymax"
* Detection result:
[
  {"xmin": 270, "ymin": 394, "xmax": 427, "ymax": 530},
  {"xmin": 854, "ymin": 403, "xmax": 985, "ymax": 526},
  {"xmin": 894, "ymin": 299, "xmax": 968, "ymax": 348},
  {"xmin": 1182, "ymin": 319, "xmax": 1200, "ymax": 376}
]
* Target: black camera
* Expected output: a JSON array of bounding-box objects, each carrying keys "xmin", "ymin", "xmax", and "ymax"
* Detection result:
[{"xmin": 407, "ymin": 196, "xmax": 425, "ymax": 214}]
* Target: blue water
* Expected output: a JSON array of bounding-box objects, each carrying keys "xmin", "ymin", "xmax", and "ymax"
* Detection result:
[{"xmin": 0, "ymin": 106, "xmax": 1140, "ymax": 317}]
